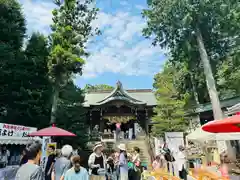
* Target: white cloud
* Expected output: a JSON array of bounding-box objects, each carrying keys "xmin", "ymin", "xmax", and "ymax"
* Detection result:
[
  {"xmin": 84, "ymin": 10, "xmax": 166, "ymax": 78},
  {"xmin": 19, "ymin": 0, "xmax": 56, "ymax": 35},
  {"xmin": 120, "ymin": 1, "xmax": 128, "ymax": 6},
  {"xmin": 19, "ymin": 0, "xmax": 167, "ymax": 78}
]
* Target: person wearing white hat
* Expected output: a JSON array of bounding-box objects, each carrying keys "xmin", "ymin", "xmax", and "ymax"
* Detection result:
[
  {"xmin": 88, "ymin": 142, "xmax": 106, "ymax": 180},
  {"xmin": 117, "ymin": 143, "xmax": 128, "ymax": 180}
]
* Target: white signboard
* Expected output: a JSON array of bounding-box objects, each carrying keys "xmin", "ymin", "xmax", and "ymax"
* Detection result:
[
  {"xmin": 165, "ymin": 132, "xmax": 184, "ymax": 156},
  {"xmin": 0, "ymin": 123, "xmax": 37, "ymax": 138}
]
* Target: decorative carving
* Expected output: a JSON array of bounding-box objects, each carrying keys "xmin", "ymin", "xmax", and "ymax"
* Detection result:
[{"xmin": 104, "ymin": 116, "xmax": 136, "ymax": 123}]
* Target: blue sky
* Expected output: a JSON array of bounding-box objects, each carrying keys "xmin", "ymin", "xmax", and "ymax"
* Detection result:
[{"xmin": 19, "ymin": 0, "xmax": 167, "ymax": 89}]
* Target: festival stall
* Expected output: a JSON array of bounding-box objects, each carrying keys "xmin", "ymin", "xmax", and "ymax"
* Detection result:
[
  {"xmin": 202, "ymin": 113, "xmax": 240, "ymax": 178},
  {"xmin": 186, "ymin": 126, "xmax": 240, "ymax": 179},
  {"xmin": 0, "ymin": 123, "xmax": 37, "ymax": 180},
  {"xmin": 28, "ymin": 124, "xmax": 76, "ymax": 169},
  {"xmin": 0, "ymin": 123, "xmax": 37, "ymax": 145}
]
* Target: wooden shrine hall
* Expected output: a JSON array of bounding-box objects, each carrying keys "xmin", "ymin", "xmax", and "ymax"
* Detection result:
[{"xmin": 83, "ymin": 81, "xmax": 157, "ymax": 139}]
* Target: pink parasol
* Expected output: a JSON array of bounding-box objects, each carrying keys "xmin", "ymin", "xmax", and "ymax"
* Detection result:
[{"xmin": 28, "ymin": 124, "xmax": 76, "ymax": 137}]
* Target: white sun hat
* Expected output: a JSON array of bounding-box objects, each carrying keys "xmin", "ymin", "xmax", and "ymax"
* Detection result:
[
  {"xmin": 93, "ymin": 142, "xmax": 103, "ymax": 151},
  {"xmin": 61, "ymin": 145, "xmax": 73, "ymax": 157},
  {"xmin": 118, "ymin": 143, "xmax": 126, "ymax": 151}
]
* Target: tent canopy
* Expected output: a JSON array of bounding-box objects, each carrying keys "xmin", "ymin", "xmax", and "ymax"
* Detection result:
[
  {"xmin": 187, "ymin": 127, "xmax": 216, "ymax": 142},
  {"xmin": 0, "ymin": 137, "xmax": 41, "ymax": 145},
  {"xmin": 187, "ymin": 127, "xmax": 240, "ymax": 142}
]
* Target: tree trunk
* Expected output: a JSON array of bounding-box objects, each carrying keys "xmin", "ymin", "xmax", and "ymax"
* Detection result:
[
  {"xmin": 190, "ymin": 71, "xmax": 200, "ymax": 106},
  {"xmin": 50, "ymin": 87, "xmax": 59, "ymax": 125},
  {"xmin": 196, "ymin": 29, "xmax": 223, "ymax": 120}
]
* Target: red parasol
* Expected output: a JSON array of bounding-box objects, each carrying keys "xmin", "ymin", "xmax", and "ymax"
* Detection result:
[
  {"xmin": 28, "ymin": 124, "xmax": 76, "ymax": 137},
  {"xmin": 202, "ymin": 113, "xmax": 240, "ymax": 133}
]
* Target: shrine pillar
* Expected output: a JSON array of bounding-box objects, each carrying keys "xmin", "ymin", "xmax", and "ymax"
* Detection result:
[
  {"xmin": 145, "ymin": 108, "xmax": 149, "ymax": 134},
  {"xmin": 99, "ymin": 109, "xmax": 104, "ymax": 133}
]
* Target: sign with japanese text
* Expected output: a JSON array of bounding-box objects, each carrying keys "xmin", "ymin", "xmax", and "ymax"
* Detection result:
[
  {"xmin": 41, "ymin": 136, "xmax": 51, "ymax": 170},
  {"xmin": 0, "ymin": 123, "xmax": 37, "ymax": 138}
]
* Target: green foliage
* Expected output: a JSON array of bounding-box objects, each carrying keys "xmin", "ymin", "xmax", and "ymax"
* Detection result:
[
  {"xmin": 0, "ymin": 0, "xmax": 26, "ymax": 113},
  {"xmin": 143, "ymin": 0, "xmax": 240, "ymax": 110},
  {"xmin": 143, "ymin": 0, "xmax": 233, "ymax": 57},
  {"xmin": 0, "ymin": 0, "xmax": 26, "ymax": 50},
  {"xmin": 2, "ymin": 33, "xmax": 52, "ymax": 128},
  {"xmin": 217, "ymin": 50, "xmax": 240, "ymax": 99},
  {"xmin": 84, "ymin": 84, "xmax": 114, "ymax": 91},
  {"xmin": 48, "ymin": 0, "xmax": 99, "ymax": 124},
  {"xmin": 48, "ymin": 0, "xmax": 99, "ymax": 85},
  {"xmin": 152, "ymin": 62, "xmax": 189, "ymax": 137},
  {"xmin": 56, "ymin": 81, "xmax": 89, "ymax": 148}
]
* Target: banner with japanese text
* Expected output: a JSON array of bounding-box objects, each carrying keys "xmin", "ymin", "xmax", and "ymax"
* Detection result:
[{"xmin": 0, "ymin": 123, "xmax": 37, "ymax": 138}]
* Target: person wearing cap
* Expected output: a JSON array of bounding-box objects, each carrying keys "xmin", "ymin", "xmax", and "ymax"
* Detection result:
[
  {"xmin": 118, "ymin": 143, "xmax": 128, "ymax": 180},
  {"xmin": 52, "ymin": 144, "xmax": 73, "ymax": 180},
  {"xmin": 63, "ymin": 155, "xmax": 89, "ymax": 180},
  {"xmin": 88, "ymin": 142, "xmax": 106, "ymax": 180}
]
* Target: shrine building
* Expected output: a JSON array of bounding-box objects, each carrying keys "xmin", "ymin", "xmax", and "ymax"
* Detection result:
[{"xmin": 83, "ymin": 81, "xmax": 157, "ymax": 138}]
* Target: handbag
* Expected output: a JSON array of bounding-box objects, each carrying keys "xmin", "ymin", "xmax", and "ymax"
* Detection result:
[
  {"xmin": 97, "ymin": 168, "xmax": 106, "ymax": 176},
  {"xmin": 164, "ymin": 153, "xmax": 175, "ymax": 162}
]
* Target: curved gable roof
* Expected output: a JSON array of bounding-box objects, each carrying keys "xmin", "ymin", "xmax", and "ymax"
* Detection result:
[{"xmin": 83, "ymin": 81, "xmax": 156, "ymax": 107}]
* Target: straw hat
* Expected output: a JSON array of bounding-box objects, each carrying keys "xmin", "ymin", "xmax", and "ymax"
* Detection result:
[
  {"xmin": 117, "ymin": 143, "xmax": 126, "ymax": 151},
  {"xmin": 93, "ymin": 142, "xmax": 103, "ymax": 151}
]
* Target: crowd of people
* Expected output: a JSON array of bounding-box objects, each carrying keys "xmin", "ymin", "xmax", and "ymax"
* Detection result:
[
  {"xmin": 14, "ymin": 140, "xmax": 145, "ymax": 180},
  {"xmin": 151, "ymin": 143, "xmax": 187, "ymax": 180}
]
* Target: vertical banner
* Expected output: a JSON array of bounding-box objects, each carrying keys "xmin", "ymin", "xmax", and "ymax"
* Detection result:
[
  {"xmin": 154, "ymin": 137, "xmax": 164, "ymax": 155},
  {"xmin": 40, "ymin": 136, "xmax": 51, "ymax": 170}
]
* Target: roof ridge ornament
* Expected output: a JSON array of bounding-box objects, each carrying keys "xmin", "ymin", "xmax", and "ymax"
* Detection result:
[{"xmin": 116, "ymin": 81, "xmax": 122, "ymax": 89}]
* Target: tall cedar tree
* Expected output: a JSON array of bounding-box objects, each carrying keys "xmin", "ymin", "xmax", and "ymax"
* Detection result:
[
  {"xmin": 143, "ymin": 0, "xmax": 239, "ymax": 120},
  {"xmin": 152, "ymin": 62, "xmax": 188, "ymax": 137},
  {"xmin": 48, "ymin": 0, "xmax": 99, "ymax": 124},
  {"xmin": 23, "ymin": 33, "xmax": 52, "ymax": 128},
  {"xmin": 0, "ymin": 0, "xmax": 26, "ymax": 122}
]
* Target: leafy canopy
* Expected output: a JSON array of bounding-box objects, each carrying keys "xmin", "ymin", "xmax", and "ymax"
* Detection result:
[
  {"xmin": 84, "ymin": 84, "xmax": 114, "ymax": 91},
  {"xmin": 48, "ymin": 0, "xmax": 99, "ymax": 85}
]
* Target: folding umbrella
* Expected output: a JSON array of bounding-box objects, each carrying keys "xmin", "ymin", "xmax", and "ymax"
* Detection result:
[
  {"xmin": 28, "ymin": 124, "xmax": 76, "ymax": 137},
  {"xmin": 202, "ymin": 114, "xmax": 240, "ymax": 133}
]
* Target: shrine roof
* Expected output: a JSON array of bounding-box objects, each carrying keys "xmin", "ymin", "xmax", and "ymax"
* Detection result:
[{"xmin": 83, "ymin": 81, "xmax": 157, "ymax": 107}]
